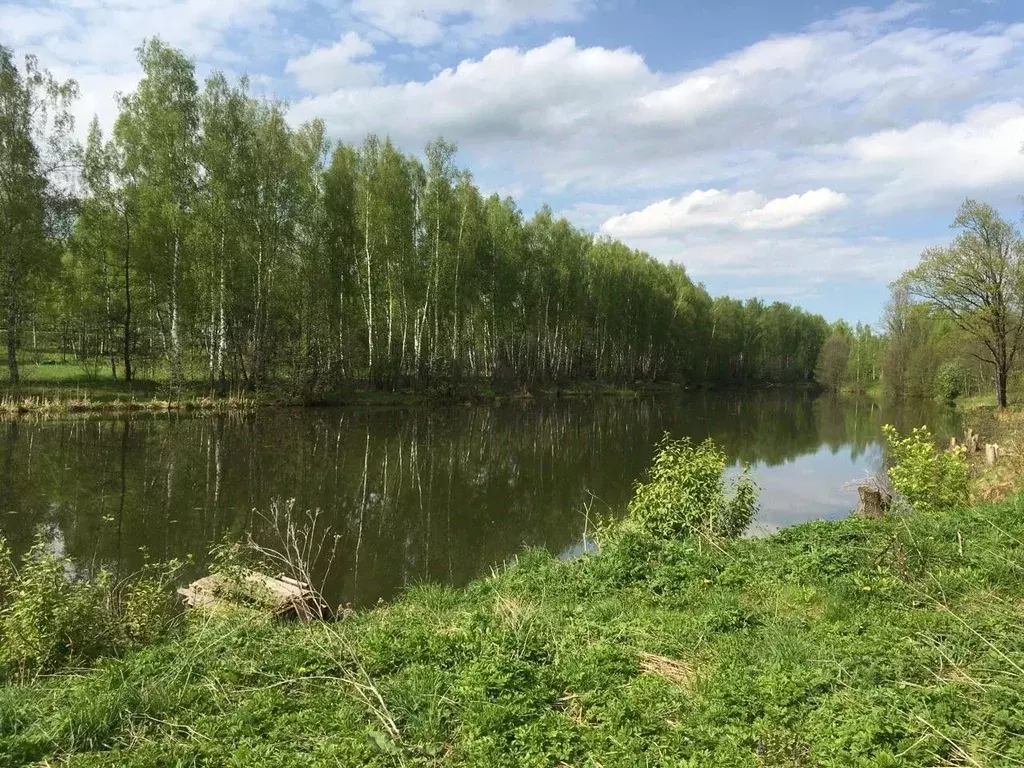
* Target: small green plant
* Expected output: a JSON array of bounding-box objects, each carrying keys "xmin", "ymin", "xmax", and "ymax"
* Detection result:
[
  {"xmin": 882, "ymin": 425, "xmax": 969, "ymax": 515},
  {"xmin": 627, "ymin": 435, "xmax": 758, "ymax": 541},
  {"xmin": 118, "ymin": 558, "xmax": 186, "ymax": 644}
]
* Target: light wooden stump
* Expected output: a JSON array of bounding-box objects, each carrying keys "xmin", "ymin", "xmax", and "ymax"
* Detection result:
[{"xmin": 985, "ymin": 443, "xmax": 1000, "ymax": 465}]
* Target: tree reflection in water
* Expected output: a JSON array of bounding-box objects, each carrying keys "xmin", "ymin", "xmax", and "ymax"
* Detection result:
[{"xmin": 0, "ymin": 392, "xmax": 959, "ymax": 606}]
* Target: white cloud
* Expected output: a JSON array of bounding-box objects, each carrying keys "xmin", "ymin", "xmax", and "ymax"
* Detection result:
[
  {"xmin": 350, "ymin": 0, "xmax": 592, "ymax": 47},
  {"xmin": 601, "ymin": 189, "xmax": 849, "ymax": 237},
  {"xmin": 848, "ymin": 102, "xmax": 1024, "ymax": 209},
  {"xmin": 811, "ymin": 0, "xmax": 925, "ymax": 32},
  {"xmin": 4, "ymin": 0, "xmax": 1024, "ymax": 297},
  {"xmin": 0, "ymin": 0, "xmax": 291, "ymax": 133},
  {"xmin": 286, "ymin": 32, "xmax": 383, "ymax": 92},
  {"xmin": 290, "ymin": 36, "xmax": 651, "ymax": 148},
  {"xmin": 619, "ymin": 231, "xmax": 933, "ymax": 283},
  {"xmin": 293, "ymin": 10, "xmax": 1024, "ymax": 200}
]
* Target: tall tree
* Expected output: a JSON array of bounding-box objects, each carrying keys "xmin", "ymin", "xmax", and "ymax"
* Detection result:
[
  {"xmin": 0, "ymin": 47, "xmax": 77, "ymax": 384},
  {"xmin": 901, "ymin": 200, "xmax": 1024, "ymax": 407},
  {"xmin": 114, "ymin": 39, "xmax": 199, "ymax": 386},
  {"xmin": 79, "ymin": 116, "xmax": 139, "ymax": 381},
  {"xmin": 815, "ymin": 331, "xmax": 852, "ymax": 393},
  {"xmin": 3, "ymin": 39, "xmax": 836, "ymax": 394}
]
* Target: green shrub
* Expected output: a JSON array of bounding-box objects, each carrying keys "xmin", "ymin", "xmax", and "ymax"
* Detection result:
[
  {"xmin": 627, "ymin": 435, "xmax": 758, "ymax": 541},
  {"xmin": 120, "ymin": 561, "xmax": 185, "ymax": 645},
  {"xmin": 882, "ymin": 425, "xmax": 969, "ymax": 515},
  {"xmin": 0, "ymin": 534, "xmax": 182, "ymax": 682},
  {"xmin": 0, "ymin": 538, "xmax": 112, "ymax": 681},
  {"xmin": 935, "ymin": 361, "xmax": 966, "ymax": 402}
]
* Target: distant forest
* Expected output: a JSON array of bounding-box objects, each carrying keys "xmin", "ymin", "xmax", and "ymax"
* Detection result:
[{"xmin": 1, "ymin": 41, "xmax": 830, "ymax": 393}]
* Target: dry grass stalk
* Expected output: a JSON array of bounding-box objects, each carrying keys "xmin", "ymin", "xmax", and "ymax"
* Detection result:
[
  {"xmin": 556, "ymin": 690, "xmax": 593, "ymax": 728},
  {"xmin": 638, "ymin": 651, "xmax": 696, "ymax": 690},
  {"xmin": 310, "ymin": 624, "xmax": 406, "ymax": 762},
  {"xmin": 242, "ymin": 498, "xmax": 341, "ymax": 620}
]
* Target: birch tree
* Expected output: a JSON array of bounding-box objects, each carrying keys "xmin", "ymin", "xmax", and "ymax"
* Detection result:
[
  {"xmin": 114, "ymin": 39, "xmax": 199, "ymax": 386},
  {"xmin": 0, "ymin": 46, "xmax": 77, "ymax": 384},
  {"xmin": 5, "ymin": 39, "xmax": 836, "ymax": 393}
]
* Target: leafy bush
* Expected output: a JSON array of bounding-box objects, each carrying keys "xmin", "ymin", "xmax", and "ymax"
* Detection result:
[
  {"xmin": 627, "ymin": 435, "xmax": 758, "ymax": 541},
  {"xmin": 935, "ymin": 361, "xmax": 966, "ymax": 402},
  {"xmin": 882, "ymin": 425, "xmax": 969, "ymax": 515},
  {"xmin": 0, "ymin": 534, "xmax": 183, "ymax": 682}
]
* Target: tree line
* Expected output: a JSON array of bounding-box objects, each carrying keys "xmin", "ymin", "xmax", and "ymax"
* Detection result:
[
  {"xmin": 1, "ymin": 40, "xmax": 831, "ymax": 393},
  {"xmin": 813, "ymin": 200, "xmax": 1024, "ymax": 408}
]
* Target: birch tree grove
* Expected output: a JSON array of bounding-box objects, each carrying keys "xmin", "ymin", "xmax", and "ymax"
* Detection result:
[
  {"xmin": 0, "ymin": 47, "xmax": 77, "ymax": 384},
  {"xmin": 6, "ymin": 40, "xmax": 832, "ymax": 392}
]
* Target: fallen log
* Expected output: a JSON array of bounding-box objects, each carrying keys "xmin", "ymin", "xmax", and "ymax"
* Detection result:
[{"xmin": 178, "ymin": 568, "xmax": 330, "ymax": 621}]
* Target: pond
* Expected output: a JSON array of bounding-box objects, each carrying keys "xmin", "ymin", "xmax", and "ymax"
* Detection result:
[{"xmin": 0, "ymin": 392, "xmax": 960, "ymax": 606}]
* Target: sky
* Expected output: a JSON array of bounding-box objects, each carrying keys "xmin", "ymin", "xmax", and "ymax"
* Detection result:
[{"xmin": 2, "ymin": 0, "xmax": 1023, "ymax": 324}]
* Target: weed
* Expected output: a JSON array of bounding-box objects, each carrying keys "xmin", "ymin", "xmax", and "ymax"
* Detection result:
[
  {"xmin": 625, "ymin": 434, "xmax": 759, "ymax": 543},
  {"xmin": 0, "ymin": 533, "xmax": 183, "ymax": 683},
  {"xmin": 883, "ymin": 424, "xmax": 970, "ymax": 515}
]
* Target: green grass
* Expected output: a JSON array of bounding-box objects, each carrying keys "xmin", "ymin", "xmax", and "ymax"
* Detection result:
[{"xmin": 3, "ymin": 496, "xmax": 1024, "ymax": 766}]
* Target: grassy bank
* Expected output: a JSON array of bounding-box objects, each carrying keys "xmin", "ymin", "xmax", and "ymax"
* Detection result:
[
  {"xmin": 955, "ymin": 403, "xmax": 1024, "ymax": 503},
  {"xmin": 0, "ymin": 371, "xmax": 724, "ymax": 417},
  {"xmin": 3, "ymin": 492, "xmax": 1024, "ymax": 765}
]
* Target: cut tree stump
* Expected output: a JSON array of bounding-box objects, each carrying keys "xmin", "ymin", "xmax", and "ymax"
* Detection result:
[
  {"xmin": 985, "ymin": 443, "xmax": 1000, "ymax": 465},
  {"xmin": 178, "ymin": 569, "xmax": 330, "ymax": 621},
  {"xmin": 857, "ymin": 486, "xmax": 890, "ymax": 518}
]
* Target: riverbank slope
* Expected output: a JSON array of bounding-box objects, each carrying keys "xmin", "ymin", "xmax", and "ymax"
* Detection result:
[{"xmin": 3, "ymin": 490, "xmax": 1022, "ymax": 766}]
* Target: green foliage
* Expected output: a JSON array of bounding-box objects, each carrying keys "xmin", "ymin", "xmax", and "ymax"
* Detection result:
[
  {"xmin": 4, "ymin": 38, "xmax": 831, "ymax": 394},
  {"xmin": 0, "ymin": 46, "xmax": 78, "ymax": 385},
  {"xmin": 0, "ymin": 534, "xmax": 181, "ymax": 682},
  {"xmin": 120, "ymin": 560, "xmax": 185, "ymax": 645},
  {"xmin": 814, "ymin": 332, "xmax": 851, "ymax": 392},
  {"xmin": 882, "ymin": 424, "xmax": 970, "ymax": 514},
  {"xmin": 626, "ymin": 435, "xmax": 758, "ymax": 541},
  {"xmin": 0, "ymin": 537, "xmax": 112, "ymax": 681},
  {"xmin": 899, "ymin": 200, "xmax": 1024, "ymax": 408},
  {"xmin": 843, "ymin": 323, "xmax": 885, "ymax": 393},
  {"xmin": 935, "ymin": 360, "xmax": 966, "ymax": 402},
  {"xmin": 5, "ymin": 492, "xmax": 1024, "ymax": 766}
]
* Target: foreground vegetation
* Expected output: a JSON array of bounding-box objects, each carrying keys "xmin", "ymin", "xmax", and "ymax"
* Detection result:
[{"xmin": 2, "ymin": 431, "xmax": 1022, "ymax": 766}]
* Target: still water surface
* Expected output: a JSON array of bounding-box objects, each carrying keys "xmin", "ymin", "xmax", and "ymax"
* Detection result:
[{"xmin": 0, "ymin": 392, "xmax": 959, "ymax": 606}]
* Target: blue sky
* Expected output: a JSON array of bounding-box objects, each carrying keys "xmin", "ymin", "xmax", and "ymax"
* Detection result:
[{"xmin": 2, "ymin": 0, "xmax": 1023, "ymax": 324}]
